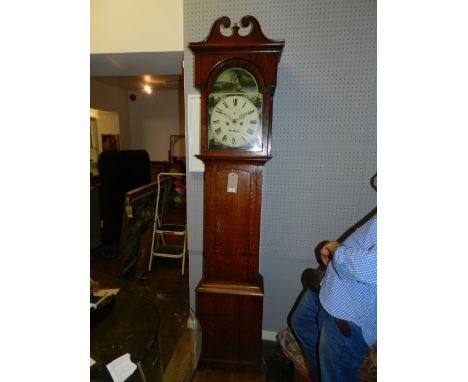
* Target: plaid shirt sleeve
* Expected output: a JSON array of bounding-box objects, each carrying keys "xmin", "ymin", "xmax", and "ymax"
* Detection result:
[{"xmin": 332, "ymin": 215, "xmax": 377, "ymax": 285}]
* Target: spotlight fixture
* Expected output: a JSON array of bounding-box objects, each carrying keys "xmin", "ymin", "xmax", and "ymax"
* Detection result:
[{"xmin": 143, "ymin": 84, "xmax": 152, "ymax": 94}]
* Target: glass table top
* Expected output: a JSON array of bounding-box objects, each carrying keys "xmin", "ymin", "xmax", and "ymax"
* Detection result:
[{"xmin": 90, "ymin": 271, "xmax": 201, "ymax": 382}]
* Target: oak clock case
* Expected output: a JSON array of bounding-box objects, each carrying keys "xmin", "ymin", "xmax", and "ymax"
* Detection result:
[{"xmin": 189, "ymin": 16, "xmax": 284, "ymax": 366}]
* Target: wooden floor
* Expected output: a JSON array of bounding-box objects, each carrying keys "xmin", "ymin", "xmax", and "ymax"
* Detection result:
[
  {"xmin": 192, "ymin": 340, "xmax": 281, "ymax": 382},
  {"xmin": 91, "ymin": 205, "xmax": 287, "ymax": 381}
]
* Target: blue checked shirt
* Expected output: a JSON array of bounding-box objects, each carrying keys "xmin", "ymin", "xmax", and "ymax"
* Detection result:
[{"xmin": 319, "ymin": 214, "xmax": 377, "ymax": 347}]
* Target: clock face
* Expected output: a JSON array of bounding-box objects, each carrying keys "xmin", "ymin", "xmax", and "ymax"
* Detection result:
[
  {"xmin": 207, "ymin": 67, "xmax": 263, "ymax": 151},
  {"xmin": 208, "ymin": 94, "xmax": 262, "ymax": 150}
]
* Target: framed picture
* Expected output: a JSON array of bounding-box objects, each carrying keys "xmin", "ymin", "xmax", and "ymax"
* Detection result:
[
  {"xmin": 101, "ymin": 134, "xmax": 120, "ymax": 152},
  {"xmin": 117, "ymin": 176, "xmax": 172, "ymax": 280}
]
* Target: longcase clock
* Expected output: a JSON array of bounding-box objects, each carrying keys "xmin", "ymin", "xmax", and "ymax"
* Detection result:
[{"xmin": 189, "ymin": 16, "xmax": 284, "ymax": 366}]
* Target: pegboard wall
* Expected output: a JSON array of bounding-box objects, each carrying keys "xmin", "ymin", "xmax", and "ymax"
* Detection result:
[{"xmin": 184, "ymin": 0, "xmax": 376, "ymax": 330}]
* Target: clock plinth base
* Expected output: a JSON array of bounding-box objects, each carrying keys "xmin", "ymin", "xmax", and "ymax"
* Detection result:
[{"xmin": 196, "ymin": 276, "xmax": 264, "ymax": 366}]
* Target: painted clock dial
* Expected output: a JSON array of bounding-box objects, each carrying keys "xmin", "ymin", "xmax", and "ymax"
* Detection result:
[{"xmin": 207, "ymin": 68, "xmax": 263, "ymax": 151}]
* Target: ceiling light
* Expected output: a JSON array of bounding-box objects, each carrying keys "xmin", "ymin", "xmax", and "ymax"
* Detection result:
[{"xmin": 143, "ymin": 84, "xmax": 152, "ymax": 94}]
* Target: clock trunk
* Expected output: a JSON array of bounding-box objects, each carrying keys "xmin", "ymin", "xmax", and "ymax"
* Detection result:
[
  {"xmin": 195, "ymin": 159, "xmax": 265, "ymax": 365},
  {"xmin": 202, "ymin": 160, "xmax": 263, "ymax": 284}
]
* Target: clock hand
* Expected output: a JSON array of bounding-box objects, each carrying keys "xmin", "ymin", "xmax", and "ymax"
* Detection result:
[
  {"xmin": 217, "ymin": 108, "xmax": 235, "ymax": 123},
  {"xmin": 238, "ymin": 111, "xmax": 252, "ymax": 119},
  {"xmin": 223, "ymin": 111, "xmax": 240, "ymax": 124}
]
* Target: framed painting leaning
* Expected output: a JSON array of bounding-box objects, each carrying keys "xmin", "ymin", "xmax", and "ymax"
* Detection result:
[{"xmin": 117, "ymin": 176, "xmax": 172, "ymax": 280}]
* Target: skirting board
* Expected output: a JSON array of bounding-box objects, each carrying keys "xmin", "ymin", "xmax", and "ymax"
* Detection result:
[{"xmin": 262, "ymin": 330, "xmax": 278, "ymax": 341}]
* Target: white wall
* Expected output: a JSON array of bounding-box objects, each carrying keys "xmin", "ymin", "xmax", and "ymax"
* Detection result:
[
  {"xmin": 94, "ymin": 111, "xmax": 120, "ymax": 151},
  {"xmin": 90, "ymin": 108, "xmax": 120, "ymax": 175},
  {"xmin": 91, "ymin": 0, "xmax": 183, "ymax": 53},
  {"xmin": 90, "ymin": 79, "xmax": 131, "ymax": 149},
  {"xmin": 128, "ymin": 89, "xmax": 183, "ymax": 161}
]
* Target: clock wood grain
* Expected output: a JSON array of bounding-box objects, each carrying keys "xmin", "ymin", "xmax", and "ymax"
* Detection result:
[{"xmin": 189, "ymin": 16, "xmax": 284, "ymax": 366}]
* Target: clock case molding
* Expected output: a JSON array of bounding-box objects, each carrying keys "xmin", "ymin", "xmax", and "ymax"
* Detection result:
[
  {"xmin": 189, "ymin": 15, "xmax": 284, "ymax": 162},
  {"xmin": 189, "ymin": 16, "xmax": 284, "ymax": 365}
]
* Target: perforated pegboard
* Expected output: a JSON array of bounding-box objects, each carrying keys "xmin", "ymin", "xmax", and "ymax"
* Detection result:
[{"xmin": 184, "ymin": 0, "xmax": 376, "ymax": 329}]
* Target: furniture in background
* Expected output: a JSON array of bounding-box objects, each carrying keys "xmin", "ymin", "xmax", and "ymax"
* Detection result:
[
  {"xmin": 90, "ymin": 289, "xmax": 162, "ymax": 381},
  {"xmin": 98, "ymin": 150, "xmax": 151, "ymax": 245},
  {"xmin": 150, "ymin": 161, "xmax": 170, "ymax": 183},
  {"xmin": 168, "ymin": 135, "xmax": 185, "ymax": 163},
  {"xmin": 276, "ymin": 328, "xmax": 311, "ymax": 382},
  {"xmin": 149, "ymin": 172, "xmax": 187, "ymax": 275},
  {"xmin": 90, "ymin": 271, "xmax": 201, "ymax": 382},
  {"xmin": 116, "ymin": 177, "xmax": 171, "ymax": 280}
]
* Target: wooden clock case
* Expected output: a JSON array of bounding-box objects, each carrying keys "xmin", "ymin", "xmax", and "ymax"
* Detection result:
[{"xmin": 189, "ymin": 16, "xmax": 284, "ymax": 366}]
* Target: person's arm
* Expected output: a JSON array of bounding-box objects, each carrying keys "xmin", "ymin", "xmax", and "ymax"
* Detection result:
[
  {"xmin": 333, "ymin": 244, "xmax": 376, "ymax": 285},
  {"xmin": 322, "ymin": 215, "xmax": 377, "ymax": 284}
]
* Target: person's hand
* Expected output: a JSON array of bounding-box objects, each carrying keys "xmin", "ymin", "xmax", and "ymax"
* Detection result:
[{"xmin": 320, "ymin": 241, "xmax": 341, "ymax": 266}]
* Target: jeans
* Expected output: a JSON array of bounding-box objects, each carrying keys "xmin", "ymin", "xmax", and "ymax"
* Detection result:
[{"xmin": 290, "ymin": 290, "xmax": 369, "ymax": 382}]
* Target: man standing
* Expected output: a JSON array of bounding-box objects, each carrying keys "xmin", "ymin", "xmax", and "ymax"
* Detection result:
[{"xmin": 290, "ymin": 175, "xmax": 377, "ymax": 381}]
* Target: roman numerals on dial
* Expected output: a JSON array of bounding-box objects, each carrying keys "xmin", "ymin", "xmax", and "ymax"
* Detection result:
[{"xmin": 209, "ymin": 94, "xmax": 262, "ymax": 149}]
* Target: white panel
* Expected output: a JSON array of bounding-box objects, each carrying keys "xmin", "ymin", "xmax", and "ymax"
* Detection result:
[{"xmin": 186, "ymin": 94, "xmax": 205, "ymax": 172}]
